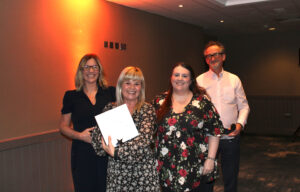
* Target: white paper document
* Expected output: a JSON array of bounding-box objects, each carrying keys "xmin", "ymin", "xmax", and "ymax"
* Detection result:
[{"xmin": 95, "ymin": 104, "xmax": 139, "ymax": 147}]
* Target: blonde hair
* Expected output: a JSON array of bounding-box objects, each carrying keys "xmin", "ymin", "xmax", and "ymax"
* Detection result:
[
  {"xmin": 116, "ymin": 66, "xmax": 145, "ymax": 112},
  {"xmin": 75, "ymin": 54, "xmax": 107, "ymax": 91}
]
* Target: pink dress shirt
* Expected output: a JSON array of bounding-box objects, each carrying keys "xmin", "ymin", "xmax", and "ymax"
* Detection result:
[{"xmin": 196, "ymin": 69, "xmax": 250, "ymax": 130}]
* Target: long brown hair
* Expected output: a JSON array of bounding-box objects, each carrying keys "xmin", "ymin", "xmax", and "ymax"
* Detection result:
[{"xmin": 156, "ymin": 62, "xmax": 207, "ymax": 123}]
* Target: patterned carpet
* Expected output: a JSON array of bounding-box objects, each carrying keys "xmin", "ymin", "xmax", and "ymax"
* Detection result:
[{"xmin": 214, "ymin": 135, "xmax": 300, "ymax": 192}]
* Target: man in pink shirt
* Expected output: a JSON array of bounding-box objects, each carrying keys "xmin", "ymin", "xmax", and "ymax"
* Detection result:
[{"xmin": 197, "ymin": 41, "xmax": 250, "ymax": 192}]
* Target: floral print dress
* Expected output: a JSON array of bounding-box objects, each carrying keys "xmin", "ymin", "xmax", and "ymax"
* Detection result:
[
  {"xmin": 152, "ymin": 93, "xmax": 224, "ymax": 192},
  {"xmin": 91, "ymin": 102, "xmax": 160, "ymax": 192}
]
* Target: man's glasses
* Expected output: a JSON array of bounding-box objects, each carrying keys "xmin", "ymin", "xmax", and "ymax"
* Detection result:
[
  {"xmin": 204, "ymin": 52, "xmax": 224, "ymax": 60},
  {"xmin": 82, "ymin": 65, "xmax": 99, "ymax": 71}
]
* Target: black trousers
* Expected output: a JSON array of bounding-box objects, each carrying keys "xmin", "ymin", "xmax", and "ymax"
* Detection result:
[
  {"xmin": 217, "ymin": 135, "xmax": 240, "ymax": 192},
  {"xmin": 71, "ymin": 143, "xmax": 108, "ymax": 192}
]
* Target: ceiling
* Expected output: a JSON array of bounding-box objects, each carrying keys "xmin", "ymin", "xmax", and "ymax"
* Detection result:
[{"xmin": 106, "ymin": 0, "xmax": 300, "ymax": 35}]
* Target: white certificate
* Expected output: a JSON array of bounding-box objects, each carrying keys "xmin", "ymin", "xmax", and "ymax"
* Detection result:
[{"xmin": 95, "ymin": 104, "xmax": 139, "ymax": 147}]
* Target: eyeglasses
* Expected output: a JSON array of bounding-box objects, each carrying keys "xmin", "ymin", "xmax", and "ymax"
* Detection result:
[
  {"xmin": 204, "ymin": 52, "xmax": 224, "ymax": 60},
  {"xmin": 82, "ymin": 65, "xmax": 99, "ymax": 71}
]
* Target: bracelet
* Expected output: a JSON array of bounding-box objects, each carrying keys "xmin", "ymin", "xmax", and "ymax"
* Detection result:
[{"xmin": 206, "ymin": 156, "xmax": 215, "ymax": 161}]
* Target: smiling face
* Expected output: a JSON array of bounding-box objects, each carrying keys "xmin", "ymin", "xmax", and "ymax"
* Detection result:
[
  {"xmin": 121, "ymin": 79, "xmax": 142, "ymax": 103},
  {"xmin": 171, "ymin": 66, "xmax": 192, "ymax": 92},
  {"xmin": 204, "ymin": 45, "xmax": 226, "ymax": 74},
  {"xmin": 82, "ymin": 58, "xmax": 100, "ymax": 85}
]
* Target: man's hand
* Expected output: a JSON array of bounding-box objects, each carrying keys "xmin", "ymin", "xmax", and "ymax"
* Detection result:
[{"xmin": 228, "ymin": 123, "xmax": 242, "ymax": 137}]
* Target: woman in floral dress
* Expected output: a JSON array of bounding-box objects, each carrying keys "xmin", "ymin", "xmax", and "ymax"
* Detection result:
[
  {"xmin": 152, "ymin": 62, "xmax": 224, "ymax": 192},
  {"xmin": 91, "ymin": 66, "xmax": 159, "ymax": 192}
]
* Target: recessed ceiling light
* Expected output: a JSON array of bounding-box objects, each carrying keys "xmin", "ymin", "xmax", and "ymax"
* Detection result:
[
  {"xmin": 178, "ymin": 4, "xmax": 183, "ymax": 8},
  {"xmin": 210, "ymin": 0, "xmax": 273, "ymax": 7},
  {"xmin": 268, "ymin": 27, "xmax": 276, "ymax": 31}
]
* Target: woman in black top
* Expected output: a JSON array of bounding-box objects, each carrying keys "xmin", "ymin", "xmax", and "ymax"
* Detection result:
[{"xmin": 60, "ymin": 54, "xmax": 115, "ymax": 192}]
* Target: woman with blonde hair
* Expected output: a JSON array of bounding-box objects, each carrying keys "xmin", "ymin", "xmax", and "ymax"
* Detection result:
[
  {"xmin": 92, "ymin": 66, "xmax": 159, "ymax": 192},
  {"xmin": 60, "ymin": 54, "xmax": 115, "ymax": 191}
]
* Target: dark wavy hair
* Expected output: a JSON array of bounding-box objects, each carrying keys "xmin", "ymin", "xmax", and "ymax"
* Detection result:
[{"xmin": 156, "ymin": 62, "xmax": 207, "ymax": 123}]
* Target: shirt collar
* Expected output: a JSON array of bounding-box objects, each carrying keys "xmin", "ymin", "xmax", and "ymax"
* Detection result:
[{"xmin": 208, "ymin": 68, "xmax": 224, "ymax": 79}]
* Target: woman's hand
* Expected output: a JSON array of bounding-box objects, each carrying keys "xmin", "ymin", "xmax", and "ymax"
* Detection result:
[
  {"xmin": 78, "ymin": 127, "xmax": 95, "ymax": 143},
  {"xmin": 202, "ymin": 158, "xmax": 215, "ymax": 175},
  {"xmin": 59, "ymin": 114, "xmax": 96, "ymax": 144},
  {"xmin": 101, "ymin": 136, "xmax": 115, "ymax": 157},
  {"xmin": 202, "ymin": 136, "xmax": 219, "ymax": 175}
]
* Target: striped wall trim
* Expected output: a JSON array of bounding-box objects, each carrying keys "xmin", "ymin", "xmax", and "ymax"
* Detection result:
[{"xmin": 0, "ymin": 129, "xmax": 66, "ymax": 152}]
